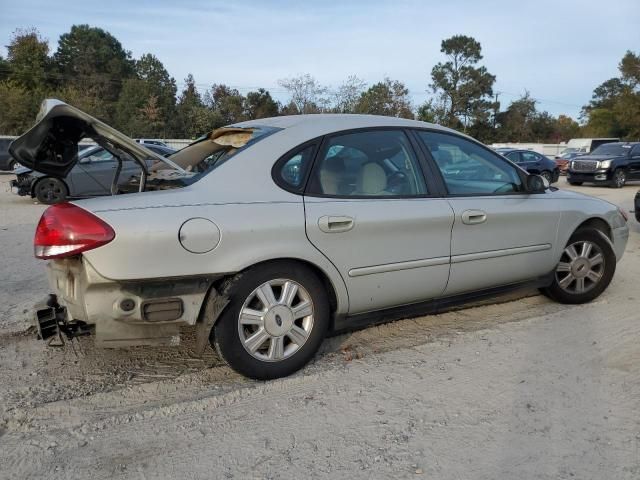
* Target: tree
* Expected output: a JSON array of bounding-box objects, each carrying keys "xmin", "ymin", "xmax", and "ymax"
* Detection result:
[
  {"xmin": 5, "ymin": 28, "xmax": 50, "ymax": 91},
  {"xmin": 582, "ymin": 51, "xmax": 640, "ymax": 139},
  {"xmin": 0, "ymin": 81, "xmax": 39, "ymax": 134},
  {"xmin": 53, "ymin": 25, "xmax": 134, "ymax": 122},
  {"xmin": 174, "ymin": 74, "xmax": 217, "ymax": 138},
  {"xmin": 430, "ymin": 35, "xmax": 496, "ymax": 130},
  {"xmin": 354, "ymin": 78, "xmax": 414, "ymax": 118},
  {"xmin": 496, "ymin": 92, "xmax": 537, "ymax": 141},
  {"xmin": 332, "ymin": 75, "xmax": 366, "ymax": 113},
  {"xmin": 115, "ymin": 53, "xmax": 177, "ymax": 136},
  {"xmin": 278, "ymin": 74, "xmax": 329, "ymax": 114},
  {"xmin": 245, "ymin": 88, "xmax": 279, "ymax": 119},
  {"xmin": 209, "ymin": 84, "xmax": 246, "ymax": 125}
]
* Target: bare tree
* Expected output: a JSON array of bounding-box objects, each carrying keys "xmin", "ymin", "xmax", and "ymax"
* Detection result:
[
  {"xmin": 332, "ymin": 75, "xmax": 367, "ymax": 113},
  {"xmin": 278, "ymin": 74, "xmax": 329, "ymax": 114}
]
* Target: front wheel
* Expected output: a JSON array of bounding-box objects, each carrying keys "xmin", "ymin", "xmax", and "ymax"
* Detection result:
[
  {"xmin": 211, "ymin": 262, "xmax": 330, "ymax": 380},
  {"xmin": 567, "ymin": 179, "xmax": 583, "ymax": 186},
  {"xmin": 610, "ymin": 169, "xmax": 626, "ymax": 188},
  {"xmin": 540, "ymin": 229, "xmax": 616, "ymax": 304},
  {"xmin": 34, "ymin": 177, "xmax": 68, "ymax": 204}
]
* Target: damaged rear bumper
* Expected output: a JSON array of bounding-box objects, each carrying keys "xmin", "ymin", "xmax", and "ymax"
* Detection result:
[{"xmin": 36, "ymin": 258, "xmax": 227, "ymax": 350}]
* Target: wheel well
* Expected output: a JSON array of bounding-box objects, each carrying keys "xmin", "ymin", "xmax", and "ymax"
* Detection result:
[
  {"xmin": 575, "ymin": 218, "xmax": 612, "ymax": 240},
  {"xmin": 212, "ymin": 258, "xmax": 339, "ymax": 315}
]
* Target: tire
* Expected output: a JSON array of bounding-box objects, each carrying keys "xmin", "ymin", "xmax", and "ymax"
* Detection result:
[
  {"xmin": 540, "ymin": 229, "xmax": 616, "ymax": 304},
  {"xmin": 567, "ymin": 180, "xmax": 583, "ymax": 186},
  {"xmin": 34, "ymin": 177, "xmax": 68, "ymax": 204},
  {"xmin": 8, "ymin": 160, "xmax": 15, "ymax": 172},
  {"xmin": 540, "ymin": 170, "xmax": 552, "ymax": 183},
  {"xmin": 610, "ymin": 169, "xmax": 626, "ymax": 188},
  {"xmin": 211, "ymin": 261, "xmax": 330, "ymax": 380}
]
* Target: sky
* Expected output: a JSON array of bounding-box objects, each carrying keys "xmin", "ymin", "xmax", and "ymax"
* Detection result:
[{"xmin": 1, "ymin": 0, "xmax": 639, "ymax": 120}]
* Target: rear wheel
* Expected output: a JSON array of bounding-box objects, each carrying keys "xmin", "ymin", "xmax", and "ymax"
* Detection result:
[
  {"xmin": 540, "ymin": 229, "xmax": 616, "ymax": 304},
  {"xmin": 611, "ymin": 169, "xmax": 626, "ymax": 188},
  {"xmin": 540, "ymin": 170, "xmax": 552, "ymax": 183},
  {"xmin": 34, "ymin": 177, "xmax": 68, "ymax": 204},
  {"xmin": 211, "ymin": 262, "xmax": 330, "ymax": 380}
]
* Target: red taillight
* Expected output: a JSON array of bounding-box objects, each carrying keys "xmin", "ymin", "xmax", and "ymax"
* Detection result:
[{"xmin": 34, "ymin": 203, "xmax": 115, "ymax": 259}]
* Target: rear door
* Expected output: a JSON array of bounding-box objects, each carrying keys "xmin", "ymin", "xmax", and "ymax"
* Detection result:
[
  {"xmin": 299, "ymin": 129, "xmax": 454, "ymax": 314},
  {"xmin": 415, "ymin": 130, "xmax": 560, "ymax": 296}
]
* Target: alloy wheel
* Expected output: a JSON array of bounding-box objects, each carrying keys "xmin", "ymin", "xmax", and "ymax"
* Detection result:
[
  {"xmin": 614, "ymin": 170, "xmax": 626, "ymax": 188},
  {"xmin": 555, "ymin": 240, "xmax": 605, "ymax": 294},
  {"xmin": 238, "ymin": 279, "xmax": 314, "ymax": 362}
]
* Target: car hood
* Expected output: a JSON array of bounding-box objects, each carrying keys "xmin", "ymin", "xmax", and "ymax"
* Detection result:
[
  {"xmin": 8, "ymin": 99, "xmax": 186, "ymax": 177},
  {"xmin": 573, "ymin": 154, "xmax": 624, "ymax": 162}
]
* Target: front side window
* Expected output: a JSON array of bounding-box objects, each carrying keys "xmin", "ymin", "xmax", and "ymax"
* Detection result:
[
  {"xmin": 307, "ymin": 130, "xmax": 427, "ymax": 197},
  {"xmin": 417, "ymin": 131, "xmax": 523, "ymax": 195}
]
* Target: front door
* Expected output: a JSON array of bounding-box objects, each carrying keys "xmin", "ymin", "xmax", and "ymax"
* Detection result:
[
  {"xmin": 415, "ymin": 130, "xmax": 560, "ymax": 296},
  {"xmin": 302, "ymin": 129, "xmax": 454, "ymax": 314}
]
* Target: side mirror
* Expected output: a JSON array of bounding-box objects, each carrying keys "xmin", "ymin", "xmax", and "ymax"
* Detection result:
[
  {"xmin": 79, "ymin": 157, "xmax": 92, "ymax": 164},
  {"xmin": 526, "ymin": 174, "xmax": 547, "ymax": 193}
]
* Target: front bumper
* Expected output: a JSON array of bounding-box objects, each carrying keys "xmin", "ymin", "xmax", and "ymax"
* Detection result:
[
  {"xmin": 41, "ymin": 257, "xmax": 219, "ymax": 348},
  {"xmin": 567, "ymin": 169, "xmax": 613, "ymax": 184}
]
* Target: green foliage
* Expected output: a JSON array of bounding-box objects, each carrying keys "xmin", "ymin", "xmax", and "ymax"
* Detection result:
[
  {"xmin": 245, "ymin": 88, "xmax": 279, "ymax": 119},
  {"xmin": 582, "ymin": 51, "xmax": 640, "ymax": 140},
  {"xmin": 355, "ymin": 78, "xmax": 413, "ymax": 118},
  {"xmin": 114, "ymin": 53, "xmax": 177, "ymax": 136},
  {"xmin": 0, "ymin": 81, "xmax": 41, "ymax": 134},
  {"xmin": 430, "ymin": 34, "xmax": 496, "ymax": 129},
  {"xmin": 6, "ymin": 28, "xmax": 50, "ymax": 91}
]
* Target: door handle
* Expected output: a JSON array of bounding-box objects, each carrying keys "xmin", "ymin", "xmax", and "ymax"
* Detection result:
[
  {"xmin": 318, "ymin": 215, "xmax": 355, "ymax": 233},
  {"xmin": 461, "ymin": 209, "xmax": 487, "ymax": 225}
]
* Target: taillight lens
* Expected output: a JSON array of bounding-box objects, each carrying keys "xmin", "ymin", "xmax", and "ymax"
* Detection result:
[
  {"xmin": 34, "ymin": 203, "xmax": 115, "ymax": 259},
  {"xmin": 618, "ymin": 207, "xmax": 629, "ymax": 222}
]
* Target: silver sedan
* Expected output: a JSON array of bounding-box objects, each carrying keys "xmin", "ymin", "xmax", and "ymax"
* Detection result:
[{"xmin": 11, "ymin": 100, "xmax": 629, "ymax": 379}]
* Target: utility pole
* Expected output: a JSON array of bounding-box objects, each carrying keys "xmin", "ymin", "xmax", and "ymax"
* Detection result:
[{"xmin": 493, "ymin": 92, "xmax": 500, "ymax": 129}]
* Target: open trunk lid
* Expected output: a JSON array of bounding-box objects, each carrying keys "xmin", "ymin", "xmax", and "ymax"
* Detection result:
[{"xmin": 9, "ymin": 99, "xmax": 184, "ymax": 177}]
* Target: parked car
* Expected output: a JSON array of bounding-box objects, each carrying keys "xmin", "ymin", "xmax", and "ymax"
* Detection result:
[
  {"xmin": 136, "ymin": 138, "xmax": 169, "ymax": 147},
  {"xmin": 494, "ymin": 148, "xmax": 560, "ymax": 183},
  {"xmin": 11, "ymin": 100, "xmax": 629, "ymax": 380},
  {"xmin": 11, "ymin": 144, "xmax": 175, "ymax": 204},
  {"xmin": 566, "ymin": 142, "xmax": 640, "ymax": 188},
  {"xmin": 554, "ymin": 149, "xmax": 586, "ymax": 174},
  {"xmin": 0, "ymin": 136, "xmax": 17, "ymax": 171}
]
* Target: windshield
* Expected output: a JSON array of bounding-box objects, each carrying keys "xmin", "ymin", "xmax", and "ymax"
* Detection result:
[{"xmin": 590, "ymin": 144, "xmax": 631, "ymax": 156}]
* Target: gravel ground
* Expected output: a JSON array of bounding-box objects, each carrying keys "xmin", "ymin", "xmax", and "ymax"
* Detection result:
[{"xmin": 0, "ymin": 175, "xmax": 638, "ymax": 479}]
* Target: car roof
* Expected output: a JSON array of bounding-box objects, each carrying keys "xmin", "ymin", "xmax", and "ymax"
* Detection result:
[{"xmin": 231, "ymin": 114, "xmax": 456, "ymax": 143}]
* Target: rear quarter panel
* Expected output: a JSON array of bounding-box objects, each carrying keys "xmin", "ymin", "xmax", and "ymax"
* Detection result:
[{"xmin": 81, "ymin": 199, "xmax": 350, "ymax": 314}]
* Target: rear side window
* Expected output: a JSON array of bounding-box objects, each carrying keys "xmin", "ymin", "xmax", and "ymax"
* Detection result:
[
  {"xmin": 417, "ymin": 131, "xmax": 523, "ymax": 195},
  {"xmin": 274, "ymin": 144, "xmax": 316, "ymax": 192}
]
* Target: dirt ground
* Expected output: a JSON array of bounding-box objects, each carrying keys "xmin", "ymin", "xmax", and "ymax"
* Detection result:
[{"xmin": 0, "ymin": 176, "xmax": 638, "ymax": 479}]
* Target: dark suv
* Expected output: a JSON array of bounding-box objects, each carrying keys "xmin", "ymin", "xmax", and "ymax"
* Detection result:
[
  {"xmin": 495, "ymin": 148, "xmax": 560, "ymax": 183},
  {"xmin": 0, "ymin": 137, "xmax": 17, "ymax": 171},
  {"xmin": 567, "ymin": 142, "xmax": 640, "ymax": 188}
]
